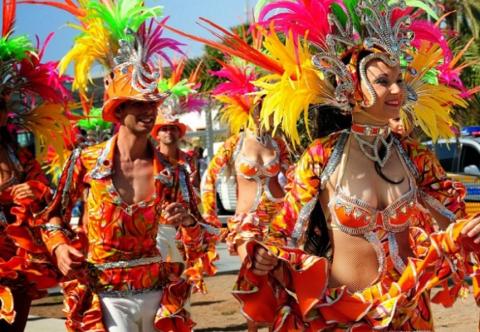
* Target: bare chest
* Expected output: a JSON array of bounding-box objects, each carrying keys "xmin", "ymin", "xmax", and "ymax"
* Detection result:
[{"xmin": 111, "ymin": 160, "xmax": 155, "ymax": 205}]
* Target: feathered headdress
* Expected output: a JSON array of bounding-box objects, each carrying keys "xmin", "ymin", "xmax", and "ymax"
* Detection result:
[
  {"xmin": 1, "ymin": 0, "xmax": 73, "ymax": 164},
  {"xmin": 157, "ymin": 58, "xmax": 207, "ymax": 120},
  {"xmin": 256, "ymin": 0, "xmax": 479, "ymax": 141},
  {"xmin": 24, "ymin": 0, "xmax": 185, "ymax": 122},
  {"xmin": 210, "ymin": 59, "xmax": 259, "ymax": 134},
  {"xmin": 172, "ymin": 0, "xmax": 475, "ymax": 144}
]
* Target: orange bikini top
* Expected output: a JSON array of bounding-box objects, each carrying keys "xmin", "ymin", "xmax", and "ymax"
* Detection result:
[
  {"xmin": 329, "ymin": 181, "xmax": 417, "ymax": 235},
  {"xmin": 327, "ymin": 137, "xmax": 418, "ymax": 235},
  {"xmin": 233, "ymin": 133, "xmax": 282, "ymax": 179}
]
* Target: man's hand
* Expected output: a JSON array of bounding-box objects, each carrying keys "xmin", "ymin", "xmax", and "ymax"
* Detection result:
[
  {"xmin": 251, "ymin": 246, "xmax": 278, "ymax": 276},
  {"xmin": 54, "ymin": 244, "xmax": 85, "ymax": 278},
  {"xmin": 163, "ymin": 202, "xmax": 196, "ymax": 227},
  {"xmin": 11, "ymin": 183, "xmax": 36, "ymax": 201}
]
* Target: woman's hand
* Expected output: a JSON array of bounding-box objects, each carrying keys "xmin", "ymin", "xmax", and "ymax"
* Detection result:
[
  {"xmin": 11, "ymin": 183, "xmax": 36, "ymax": 201},
  {"xmin": 251, "ymin": 246, "xmax": 278, "ymax": 276}
]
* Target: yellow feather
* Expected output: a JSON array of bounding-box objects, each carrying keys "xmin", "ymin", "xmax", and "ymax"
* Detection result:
[
  {"xmin": 59, "ymin": 19, "xmax": 113, "ymax": 96},
  {"xmin": 21, "ymin": 103, "xmax": 75, "ymax": 167},
  {"xmin": 215, "ymin": 95, "xmax": 253, "ymax": 134},
  {"xmin": 256, "ymin": 31, "xmax": 333, "ymax": 146},
  {"xmin": 403, "ymin": 42, "xmax": 466, "ymax": 141}
]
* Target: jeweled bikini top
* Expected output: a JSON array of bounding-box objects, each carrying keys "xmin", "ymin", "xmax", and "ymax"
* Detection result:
[
  {"xmin": 327, "ymin": 132, "xmax": 418, "ymax": 235},
  {"xmin": 233, "ymin": 133, "xmax": 281, "ymax": 179}
]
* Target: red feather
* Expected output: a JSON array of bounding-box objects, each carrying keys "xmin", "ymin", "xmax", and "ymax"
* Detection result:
[
  {"xmin": 17, "ymin": 0, "xmax": 86, "ymax": 18},
  {"xmin": 2, "ymin": 0, "xmax": 16, "ymax": 37},
  {"xmin": 165, "ymin": 18, "xmax": 284, "ymax": 75}
]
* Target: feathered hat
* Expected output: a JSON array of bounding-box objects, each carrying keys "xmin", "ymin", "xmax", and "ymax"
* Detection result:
[
  {"xmin": 24, "ymin": 0, "xmax": 185, "ymax": 122},
  {"xmin": 0, "ymin": 0, "xmax": 73, "ymax": 163},
  {"xmin": 152, "ymin": 58, "xmax": 206, "ymax": 138}
]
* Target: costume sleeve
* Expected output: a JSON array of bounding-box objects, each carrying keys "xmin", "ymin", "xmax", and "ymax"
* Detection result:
[
  {"xmin": 200, "ymin": 134, "xmax": 240, "ymax": 227},
  {"xmin": 40, "ymin": 148, "xmax": 86, "ymax": 254},
  {"xmin": 403, "ymin": 139, "xmax": 466, "ymax": 222},
  {"xmin": 178, "ymin": 165, "xmax": 220, "ymax": 293},
  {"xmin": 268, "ymin": 139, "xmax": 326, "ymax": 246},
  {"xmin": 15, "ymin": 149, "xmax": 51, "ymax": 208}
]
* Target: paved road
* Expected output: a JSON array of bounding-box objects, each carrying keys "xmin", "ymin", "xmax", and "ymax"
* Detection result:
[{"xmin": 25, "ymin": 241, "xmax": 240, "ymax": 331}]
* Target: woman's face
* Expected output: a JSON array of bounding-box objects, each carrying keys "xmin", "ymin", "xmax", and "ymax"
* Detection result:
[{"xmin": 360, "ymin": 59, "xmax": 405, "ymax": 123}]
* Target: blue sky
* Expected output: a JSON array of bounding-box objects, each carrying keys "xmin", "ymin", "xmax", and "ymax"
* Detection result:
[{"xmin": 15, "ymin": 0, "xmax": 255, "ymax": 63}]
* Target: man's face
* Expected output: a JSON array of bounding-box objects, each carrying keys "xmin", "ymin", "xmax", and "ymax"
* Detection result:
[
  {"xmin": 118, "ymin": 101, "xmax": 158, "ymax": 135},
  {"xmin": 157, "ymin": 125, "xmax": 181, "ymax": 146}
]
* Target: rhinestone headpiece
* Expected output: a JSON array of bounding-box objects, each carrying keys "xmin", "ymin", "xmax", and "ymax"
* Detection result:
[
  {"xmin": 113, "ymin": 30, "xmax": 160, "ymax": 94},
  {"xmin": 312, "ymin": 0, "xmax": 416, "ymax": 112}
]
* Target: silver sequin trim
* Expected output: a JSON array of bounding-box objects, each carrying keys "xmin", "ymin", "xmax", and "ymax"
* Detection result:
[
  {"xmin": 364, "ymin": 231, "xmax": 386, "ymax": 277},
  {"xmin": 388, "ymin": 232, "xmax": 406, "ymax": 273},
  {"xmin": 291, "ymin": 195, "xmax": 319, "ymax": 246},
  {"xmin": 320, "ymin": 131, "xmax": 349, "ymax": 189},
  {"xmin": 92, "ymin": 256, "xmax": 163, "ymax": 271},
  {"xmin": 419, "ymin": 190, "xmax": 456, "ymax": 223}
]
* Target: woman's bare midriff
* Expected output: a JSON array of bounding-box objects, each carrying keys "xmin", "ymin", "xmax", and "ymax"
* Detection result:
[
  {"xmin": 329, "ymin": 230, "xmax": 381, "ymax": 291},
  {"xmin": 235, "ymin": 175, "xmax": 284, "ymax": 214}
]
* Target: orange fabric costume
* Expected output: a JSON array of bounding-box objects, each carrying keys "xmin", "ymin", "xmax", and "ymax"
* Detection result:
[
  {"xmin": 39, "ymin": 135, "xmax": 202, "ymax": 331},
  {"xmin": 155, "ymin": 146, "xmax": 219, "ymax": 294},
  {"xmin": 233, "ymin": 131, "xmax": 479, "ymax": 331},
  {"xmin": 0, "ymin": 146, "xmax": 58, "ymax": 324},
  {"xmin": 201, "ymin": 133, "xmax": 290, "ymax": 254}
]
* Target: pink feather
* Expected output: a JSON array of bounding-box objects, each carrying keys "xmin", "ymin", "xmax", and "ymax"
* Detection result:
[
  {"xmin": 257, "ymin": 0, "xmax": 336, "ymax": 48},
  {"xmin": 138, "ymin": 17, "xmax": 185, "ymax": 69},
  {"xmin": 210, "ymin": 61, "xmax": 257, "ymax": 96},
  {"xmin": 16, "ymin": 33, "xmax": 72, "ymax": 106}
]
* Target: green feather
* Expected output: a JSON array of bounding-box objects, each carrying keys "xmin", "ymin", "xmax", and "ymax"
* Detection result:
[
  {"xmin": 331, "ymin": 0, "xmax": 361, "ymax": 34},
  {"xmin": 389, "ymin": 0, "xmax": 438, "ymax": 19},
  {"xmin": 254, "ymin": 0, "xmax": 275, "ymax": 21},
  {"xmin": 170, "ymin": 80, "xmax": 193, "ymax": 97},
  {"xmin": 87, "ymin": 0, "xmax": 163, "ymax": 41},
  {"xmin": 78, "ymin": 107, "xmax": 112, "ymax": 130},
  {"xmin": 0, "ymin": 35, "xmax": 34, "ymax": 61}
]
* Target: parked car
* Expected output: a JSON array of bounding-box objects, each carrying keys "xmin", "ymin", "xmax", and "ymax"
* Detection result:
[{"xmin": 423, "ymin": 126, "xmax": 480, "ymax": 215}]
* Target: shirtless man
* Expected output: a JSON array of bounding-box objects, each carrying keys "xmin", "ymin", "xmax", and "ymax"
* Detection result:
[{"xmin": 40, "ymin": 66, "xmax": 200, "ymax": 331}]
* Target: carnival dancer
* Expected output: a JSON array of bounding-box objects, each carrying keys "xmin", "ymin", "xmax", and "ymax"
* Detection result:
[
  {"xmin": 151, "ymin": 63, "xmax": 219, "ymax": 294},
  {"xmin": 231, "ymin": 0, "xmax": 480, "ymax": 330},
  {"xmin": 200, "ymin": 58, "xmax": 291, "ymax": 257},
  {"xmin": 197, "ymin": 58, "xmax": 289, "ymax": 331},
  {"xmin": 32, "ymin": 1, "xmax": 199, "ymax": 331},
  {"xmin": 0, "ymin": 0, "xmax": 72, "ymax": 329}
]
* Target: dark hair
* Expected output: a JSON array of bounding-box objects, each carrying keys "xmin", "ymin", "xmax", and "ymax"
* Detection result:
[
  {"xmin": 0, "ymin": 126, "xmax": 17, "ymax": 147},
  {"xmin": 313, "ymin": 105, "xmax": 352, "ymax": 138}
]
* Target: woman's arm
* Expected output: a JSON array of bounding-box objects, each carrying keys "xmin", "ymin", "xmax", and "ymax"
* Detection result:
[{"xmin": 200, "ymin": 134, "xmax": 240, "ymax": 227}]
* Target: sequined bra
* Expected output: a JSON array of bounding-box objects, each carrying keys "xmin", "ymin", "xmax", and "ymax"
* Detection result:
[
  {"xmin": 233, "ymin": 133, "xmax": 281, "ymax": 179},
  {"xmin": 328, "ymin": 135, "xmax": 418, "ymax": 235},
  {"xmin": 329, "ymin": 179, "xmax": 417, "ymax": 235}
]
